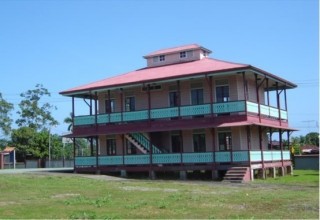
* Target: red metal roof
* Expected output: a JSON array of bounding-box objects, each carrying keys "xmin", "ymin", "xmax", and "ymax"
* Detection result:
[
  {"xmin": 143, "ymin": 44, "xmax": 211, "ymax": 57},
  {"xmin": 60, "ymin": 57, "xmax": 248, "ymax": 95}
]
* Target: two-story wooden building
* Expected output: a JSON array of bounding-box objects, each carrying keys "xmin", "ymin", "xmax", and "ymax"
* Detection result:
[{"xmin": 60, "ymin": 44, "xmax": 297, "ymax": 181}]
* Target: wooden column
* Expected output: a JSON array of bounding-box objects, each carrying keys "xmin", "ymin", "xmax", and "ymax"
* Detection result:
[
  {"xmin": 242, "ymin": 72, "xmax": 248, "ymax": 114},
  {"xmin": 122, "ymin": 134, "xmax": 125, "ymax": 166},
  {"xmin": 276, "ymin": 83, "xmax": 282, "ymax": 126},
  {"xmin": 279, "ymin": 129, "xmax": 284, "ymax": 167},
  {"xmin": 73, "ymin": 137, "xmax": 76, "ymax": 169},
  {"xmin": 255, "ymin": 74, "xmax": 261, "ymax": 123},
  {"xmin": 147, "ymin": 84, "xmax": 151, "ymax": 121},
  {"xmin": 72, "ymin": 96, "xmax": 75, "ymax": 126},
  {"xmin": 90, "ymin": 138, "xmax": 94, "ymax": 156},
  {"xmin": 177, "ymin": 80, "xmax": 181, "ymax": 118},
  {"xmin": 206, "ymin": 75, "xmax": 214, "ymax": 116},
  {"xmin": 246, "ymin": 126, "xmax": 252, "ymax": 179},
  {"xmin": 108, "ymin": 90, "xmax": 111, "ymax": 123},
  {"xmin": 269, "ymin": 128, "xmax": 273, "ymax": 151},
  {"xmin": 259, "ymin": 126, "xmax": 265, "ymax": 170},
  {"xmin": 90, "ymin": 95, "xmax": 93, "ymax": 116},
  {"xmin": 120, "ymin": 88, "xmax": 123, "ymax": 122},
  {"xmin": 266, "ymin": 78, "xmax": 270, "ymax": 106},
  {"xmin": 179, "ymin": 130, "xmax": 183, "ymax": 166},
  {"xmin": 95, "ymin": 136, "xmax": 99, "ymax": 173},
  {"xmin": 94, "ymin": 92, "xmax": 98, "ymax": 126},
  {"xmin": 211, "ymin": 128, "xmax": 216, "ymax": 164}
]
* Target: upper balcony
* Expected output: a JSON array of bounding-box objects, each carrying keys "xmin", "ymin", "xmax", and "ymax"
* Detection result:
[{"xmin": 73, "ymin": 100, "xmax": 288, "ymax": 128}]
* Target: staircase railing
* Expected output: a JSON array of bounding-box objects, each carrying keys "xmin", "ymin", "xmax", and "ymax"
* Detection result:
[{"xmin": 130, "ymin": 133, "xmax": 164, "ymax": 154}]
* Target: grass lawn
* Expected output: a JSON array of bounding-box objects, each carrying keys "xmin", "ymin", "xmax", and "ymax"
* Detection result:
[{"xmin": 0, "ymin": 170, "xmax": 318, "ymax": 219}]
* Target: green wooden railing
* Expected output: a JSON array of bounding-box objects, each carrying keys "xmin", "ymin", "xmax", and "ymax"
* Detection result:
[
  {"xmin": 74, "ymin": 100, "xmax": 287, "ymax": 126},
  {"xmin": 75, "ymin": 150, "xmax": 290, "ymax": 166}
]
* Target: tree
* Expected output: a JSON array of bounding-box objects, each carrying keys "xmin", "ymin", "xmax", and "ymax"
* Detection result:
[
  {"xmin": 64, "ymin": 112, "xmax": 73, "ymax": 131},
  {"xmin": 305, "ymin": 132, "xmax": 319, "ymax": 146},
  {"xmin": 16, "ymin": 84, "xmax": 58, "ymax": 130},
  {"xmin": 0, "ymin": 93, "xmax": 14, "ymax": 136},
  {"xmin": 11, "ymin": 127, "xmax": 37, "ymax": 161}
]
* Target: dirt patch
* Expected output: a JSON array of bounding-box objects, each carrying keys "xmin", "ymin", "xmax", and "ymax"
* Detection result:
[
  {"xmin": 120, "ymin": 186, "xmax": 178, "ymax": 192},
  {"xmin": 51, "ymin": 193, "xmax": 80, "ymax": 199}
]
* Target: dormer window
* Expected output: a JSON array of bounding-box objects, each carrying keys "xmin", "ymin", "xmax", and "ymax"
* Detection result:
[
  {"xmin": 180, "ymin": 51, "xmax": 186, "ymax": 58},
  {"xmin": 180, "ymin": 50, "xmax": 193, "ymax": 59},
  {"xmin": 202, "ymin": 50, "xmax": 208, "ymax": 57},
  {"xmin": 159, "ymin": 55, "xmax": 165, "ymax": 61},
  {"xmin": 153, "ymin": 55, "xmax": 166, "ymax": 63}
]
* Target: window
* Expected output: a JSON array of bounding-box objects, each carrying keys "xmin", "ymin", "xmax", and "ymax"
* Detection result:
[
  {"xmin": 193, "ymin": 133, "xmax": 206, "ymax": 152},
  {"xmin": 171, "ymin": 134, "xmax": 182, "ymax": 153},
  {"xmin": 153, "ymin": 56, "xmax": 159, "ymax": 63},
  {"xmin": 106, "ymin": 138, "xmax": 116, "ymax": 155},
  {"xmin": 180, "ymin": 51, "xmax": 186, "ymax": 58},
  {"xmin": 218, "ymin": 132, "xmax": 232, "ymax": 151},
  {"xmin": 125, "ymin": 96, "xmax": 135, "ymax": 111},
  {"xmin": 153, "ymin": 55, "xmax": 165, "ymax": 63},
  {"xmin": 126, "ymin": 140, "xmax": 137, "ymax": 155},
  {"xmin": 169, "ymin": 91, "xmax": 178, "ymax": 107},
  {"xmin": 191, "ymin": 88, "xmax": 204, "ymax": 105},
  {"xmin": 180, "ymin": 50, "xmax": 193, "ymax": 59},
  {"xmin": 159, "ymin": 55, "xmax": 165, "ymax": 61},
  {"xmin": 216, "ymin": 80, "xmax": 229, "ymax": 102},
  {"xmin": 105, "ymin": 99, "xmax": 115, "ymax": 113}
]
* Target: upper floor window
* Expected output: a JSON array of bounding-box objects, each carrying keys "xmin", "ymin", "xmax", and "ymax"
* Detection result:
[
  {"xmin": 125, "ymin": 96, "xmax": 135, "ymax": 112},
  {"xmin": 105, "ymin": 99, "xmax": 115, "ymax": 113},
  {"xmin": 169, "ymin": 91, "xmax": 179, "ymax": 107},
  {"xmin": 191, "ymin": 88, "xmax": 204, "ymax": 105},
  {"xmin": 216, "ymin": 79, "xmax": 229, "ymax": 102}
]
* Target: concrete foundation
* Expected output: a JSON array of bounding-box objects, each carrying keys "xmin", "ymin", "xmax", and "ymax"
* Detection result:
[
  {"xmin": 278, "ymin": 167, "xmax": 285, "ymax": 176},
  {"xmin": 120, "ymin": 170, "xmax": 127, "ymax": 178},
  {"xmin": 212, "ymin": 170, "xmax": 219, "ymax": 180},
  {"xmin": 149, "ymin": 170, "xmax": 156, "ymax": 180},
  {"xmin": 180, "ymin": 171, "xmax": 187, "ymax": 180}
]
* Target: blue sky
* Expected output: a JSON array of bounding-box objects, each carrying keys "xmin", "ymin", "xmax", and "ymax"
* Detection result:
[{"xmin": 0, "ymin": 0, "xmax": 318, "ymax": 137}]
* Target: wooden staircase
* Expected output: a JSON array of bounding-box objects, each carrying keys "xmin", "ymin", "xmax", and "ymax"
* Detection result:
[{"xmin": 223, "ymin": 167, "xmax": 250, "ymax": 183}]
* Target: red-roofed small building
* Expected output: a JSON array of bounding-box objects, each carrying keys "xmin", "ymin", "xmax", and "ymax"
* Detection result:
[{"xmin": 60, "ymin": 44, "xmax": 297, "ymax": 181}]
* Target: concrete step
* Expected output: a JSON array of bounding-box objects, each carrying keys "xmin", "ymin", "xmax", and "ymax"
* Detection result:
[{"xmin": 223, "ymin": 166, "xmax": 250, "ymax": 183}]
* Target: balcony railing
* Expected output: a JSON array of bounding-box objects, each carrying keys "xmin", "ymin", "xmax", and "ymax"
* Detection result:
[
  {"xmin": 74, "ymin": 101, "xmax": 288, "ymax": 126},
  {"xmin": 75, "ymin": 150, "xmax": 290, "ymax": 166}
]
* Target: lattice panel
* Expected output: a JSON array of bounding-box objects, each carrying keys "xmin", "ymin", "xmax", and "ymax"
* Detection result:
[
  {"xmin": 99, "ymin": 156, "xmax": 123, "ymax": 165},
  {"xmin": 182, "ymin": 152, "xmax": 213, "ymax": 163},
  {"xmin": 124, "ymin": 155, "xmax": 150, "ymax": 165},
  {"xmin": 249, "ymin": 151, "xmax": 262, "ymax": 162},
  {"xmin": 215, "ymin": 152, "xmax": 231, "ymax": 162},
  {"xmin": 75, "ymin": 157, "xmax": 96, "ymax": 166},
  {"xmin": 74, "ymin": 116, "xmax": 95, "ymax": 126},
  {"xmin": 232, "ymin": 151, "xmax": 249, "ymax": 162},
  {"xmin": 151, "ymin": 107, "xmax": 179, "ymax": 119},
  {"xmin": 152, "ymin": 154, "xmax": 181, "ymax": 164}
]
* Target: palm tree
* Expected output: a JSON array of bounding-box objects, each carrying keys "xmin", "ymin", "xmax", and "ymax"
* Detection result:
[{"xmin": 64, "ymin": 112, "xmax": 73, "ymax": 132}]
